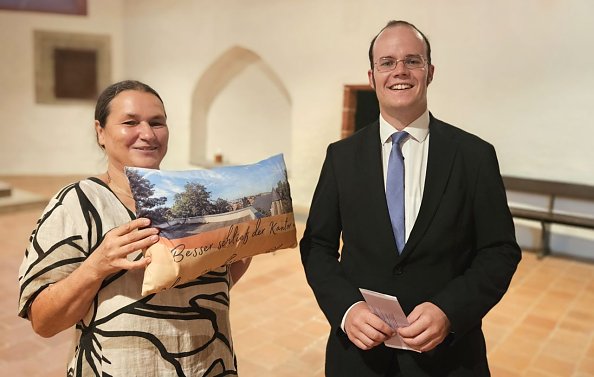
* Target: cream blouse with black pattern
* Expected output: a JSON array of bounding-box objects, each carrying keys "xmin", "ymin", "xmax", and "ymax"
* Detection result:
[{"xmin": 18, "ymin": 178, "xmax": 237, "ymax": 377}]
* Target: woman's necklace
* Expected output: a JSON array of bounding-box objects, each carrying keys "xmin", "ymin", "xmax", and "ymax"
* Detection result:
[{"xmin": 106, "ymin": 171, "xmax": 134, "ymax": 200}]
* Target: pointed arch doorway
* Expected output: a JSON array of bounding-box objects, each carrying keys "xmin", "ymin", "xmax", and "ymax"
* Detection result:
[{"xmin": 189, "ymin": 46, "xmax": 292, "ymax": 169}]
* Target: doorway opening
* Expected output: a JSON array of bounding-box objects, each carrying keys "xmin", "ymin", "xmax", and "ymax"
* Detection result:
[{"xmin": 341, "ymin": 85, "xmax": 379, "ymax": 139}]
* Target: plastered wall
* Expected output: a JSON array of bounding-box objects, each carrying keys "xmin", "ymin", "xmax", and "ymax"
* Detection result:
[
  {"xmin": 1, "ymin": 0, "xmax": 594, "ymax": 255},
  {"xmin": 0, "ymin": 0, "xmax": 124, "ymax": 174}
]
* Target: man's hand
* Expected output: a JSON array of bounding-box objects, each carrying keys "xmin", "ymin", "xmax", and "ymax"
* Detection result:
[
  {"xmin": 344, "ymin": 302, "xmax": 396, "ymax": 350},
  {"xmin": 398, "ymin": 302, "xmax": 450, "ymax": 352}
]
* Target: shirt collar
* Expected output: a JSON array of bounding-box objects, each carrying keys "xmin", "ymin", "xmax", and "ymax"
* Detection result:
[{"xmin": 379, "ymin": 109, "xmax": 430, "ymax": 144}]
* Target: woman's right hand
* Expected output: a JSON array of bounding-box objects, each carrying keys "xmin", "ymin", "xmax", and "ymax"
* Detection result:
[
  {"xmin": 30, "ymin": 217, "xmax": 160, "ymax": 337},
  {"xmin": 85, "ymin": 217, "xmax": 160, "ymax": 280}
]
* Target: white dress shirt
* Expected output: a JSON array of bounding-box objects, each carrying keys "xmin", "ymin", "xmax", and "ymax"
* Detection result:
[
  {"xmin": 341, "ymin": 110, "xmax": 431, "ymax": 332},
  {"xmin": 379, "ymin": 110, "xmax": 430, "ymax": 241}
]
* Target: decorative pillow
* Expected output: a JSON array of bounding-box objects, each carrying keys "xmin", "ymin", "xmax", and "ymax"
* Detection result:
[{"xmin": 126, "ymin": 154, "xmax": 297, "ymax": 296}]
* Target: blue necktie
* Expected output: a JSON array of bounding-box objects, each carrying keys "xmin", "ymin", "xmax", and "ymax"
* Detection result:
[{"xmin": 386, "ymin": 131, "xmax": 408, "ymax": 253}]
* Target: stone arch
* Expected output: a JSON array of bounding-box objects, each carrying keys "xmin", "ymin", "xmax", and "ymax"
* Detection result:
[{"xmin": 189, "ymin": 46, "xmax": 291, "ymax": 167}]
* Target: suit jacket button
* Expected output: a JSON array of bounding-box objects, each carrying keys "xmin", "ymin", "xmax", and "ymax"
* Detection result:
[{"xmin": 394, "ymin": 267, "xmax": 403, "ymax": 275}]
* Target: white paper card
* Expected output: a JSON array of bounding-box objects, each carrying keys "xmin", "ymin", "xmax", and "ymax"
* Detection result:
[{"xmin": 359, "ymin": 288, "xmax": 420, "ymax": 352}]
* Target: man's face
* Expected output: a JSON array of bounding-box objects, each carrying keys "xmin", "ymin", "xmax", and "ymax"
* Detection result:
[{"xmin": 368, "ymin": 25, "xmax": 434, "ymax": 125}]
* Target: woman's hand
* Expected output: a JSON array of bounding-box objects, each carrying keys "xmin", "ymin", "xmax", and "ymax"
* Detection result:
[
  {"xmin": 230, "ymin": 257, "xmax": 252, "ymax": 286},
  {"xmin": 29, "ymin": 217, "xmax": 159, "ymax": 337},
  {"xmin": 85, "ymin": 217, "xmax": 160, "ymax": 280}
]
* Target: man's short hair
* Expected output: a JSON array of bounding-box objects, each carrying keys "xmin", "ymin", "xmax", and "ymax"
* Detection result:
[{"xmin": 368, "ymin": 20, "xmax": 432, "ymax": 69}]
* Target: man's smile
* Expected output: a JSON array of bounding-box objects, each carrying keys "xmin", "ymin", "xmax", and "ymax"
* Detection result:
[{"xmin": 389, "ymin": 83, "xmax": 413, "ymax": 90}]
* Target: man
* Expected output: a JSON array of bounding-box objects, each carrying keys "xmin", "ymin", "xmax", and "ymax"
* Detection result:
[{"xmin": 300, "ymin": 20, "xmax": 521, "ymax": 376}]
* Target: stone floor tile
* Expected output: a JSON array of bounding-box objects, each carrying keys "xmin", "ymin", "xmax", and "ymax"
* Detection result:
[{"xmin": 3, "ymin": 176, "xmax": 594, "ymax": 376}]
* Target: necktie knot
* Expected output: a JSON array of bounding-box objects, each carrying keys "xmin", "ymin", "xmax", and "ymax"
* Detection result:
[{"xmin": 391, "ymin": 131, "xmax": 408, "ymax": 149}]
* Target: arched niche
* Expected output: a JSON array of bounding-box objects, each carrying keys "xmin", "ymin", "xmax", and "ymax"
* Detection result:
[{"xmin": 190, "ymin": 46, "xmax": 291, "ymax": 169}]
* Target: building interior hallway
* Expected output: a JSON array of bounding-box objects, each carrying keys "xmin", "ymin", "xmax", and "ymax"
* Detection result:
[{"xmin": 1, "ymin": 176, "xmax": 593, "ymax": 377}]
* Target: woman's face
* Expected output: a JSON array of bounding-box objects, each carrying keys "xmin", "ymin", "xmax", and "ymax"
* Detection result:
[{"xmin": 96, "ymin": 90, "xmax": 169, "ymax": 171}]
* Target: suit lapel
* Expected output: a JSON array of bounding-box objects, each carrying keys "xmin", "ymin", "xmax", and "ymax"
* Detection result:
[{"xmin": 401, "ymin": 115, "xmax": 459, "ymax": 258}]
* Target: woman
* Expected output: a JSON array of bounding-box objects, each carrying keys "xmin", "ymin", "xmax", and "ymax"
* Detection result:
[{"xmin": 18, "ymin": 80, "xmax": 250, "ymax": 376}]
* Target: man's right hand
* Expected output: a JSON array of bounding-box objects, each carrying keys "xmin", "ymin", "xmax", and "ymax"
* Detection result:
[{"xmin": 344, "ymin": 301, "xmax": 396, "ymax": 350}]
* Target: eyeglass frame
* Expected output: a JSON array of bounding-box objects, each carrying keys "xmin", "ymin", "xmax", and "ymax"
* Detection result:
[{"xmin": 374, "ymin": 55, "xmax": 428, "ymax": 72}]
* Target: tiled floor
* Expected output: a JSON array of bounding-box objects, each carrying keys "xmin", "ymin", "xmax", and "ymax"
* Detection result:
[{"xmin": 1, "ymin": 176, "xmax": 594, "ymax": 376}]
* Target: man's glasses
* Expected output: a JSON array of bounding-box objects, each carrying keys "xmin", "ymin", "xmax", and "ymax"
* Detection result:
[{"xmin": 374, "ymin": 55, "xmax": 427, "ymax": 72}]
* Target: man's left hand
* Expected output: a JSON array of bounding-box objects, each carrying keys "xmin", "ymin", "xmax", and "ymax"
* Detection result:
[{"xmin": 397, "ymin": 302, "xmax": 450, "ymax": 352}]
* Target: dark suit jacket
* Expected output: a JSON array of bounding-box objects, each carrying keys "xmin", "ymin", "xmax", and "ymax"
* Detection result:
[{"xmin": 300, "ymin": 115, "xmax": 521, "ymax": 377}]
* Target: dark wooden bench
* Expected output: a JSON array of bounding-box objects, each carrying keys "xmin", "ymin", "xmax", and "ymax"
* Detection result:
[{"xmin": 502, "ymin": 176, "xmax": 594, "ymax": 257}]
